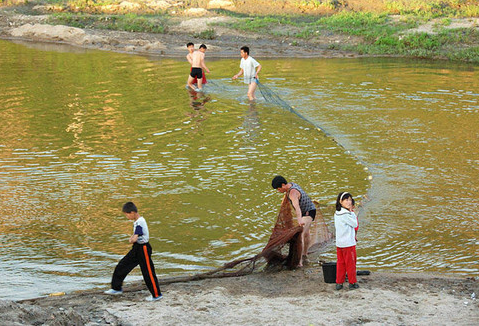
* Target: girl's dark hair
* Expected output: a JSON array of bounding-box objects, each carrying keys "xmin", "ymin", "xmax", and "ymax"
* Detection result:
[
  {"xmin": 122, "ymin": 201, "xmax": 138, "ymax": 213},
  {"xmin": 271, "ymin": 175, "xmax": 287, "ymax": 189},
  {"xmin": 199, "ymin": 44, "xmax": 207, "ymax": 49},
  {"xmin": 335, "ymin": 192, "xmax": 352, "ymax": 211}
]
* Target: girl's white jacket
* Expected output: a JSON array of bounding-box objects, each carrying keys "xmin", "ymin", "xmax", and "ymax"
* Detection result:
[{"xmin": 334, "ymin": 207, "xmax": 358, "ymax": 248}]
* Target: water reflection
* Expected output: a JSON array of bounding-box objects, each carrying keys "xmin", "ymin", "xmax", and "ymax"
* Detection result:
[
  {"xmin": 241, "ymin": 102, "xmax": 261, "ymax": 143},
  {"xmin": 186, "ymin": 89, "xmax": 211, "ymax": 133}
]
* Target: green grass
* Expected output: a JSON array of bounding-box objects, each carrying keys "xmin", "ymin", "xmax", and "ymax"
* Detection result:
[
  {"xmin": 353, "ymin": 27, "xmax": 479, "ymax": 62},
  {"xmin": 48, "ymin": 12, "xmax": 168, "ymax": 33},
  {"xmin": 213, "ymin": 9, "xmax": 479, "ymax": 62},
  {"xmin": 383, "ymin": 0, "xmax": 479, "ymax": 18},
  {"xmin": 216, "ymin": 11, "xmax": 417, "ymax": 40},
  {"xmin": 315, "ymin": 12, "xmax": 417, "ymax": 40},
  {"xmin": 193, "ymin": 28, "xmax": 216, "ymax": 40},
  {"xmin": 215, "ymin": 10, "xmax": 479, "ymax": 62}
]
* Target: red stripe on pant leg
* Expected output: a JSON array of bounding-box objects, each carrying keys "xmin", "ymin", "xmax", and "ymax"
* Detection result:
[{"xmin": 143, "ymin": 245, "xmax": 159, "ymax": 298}]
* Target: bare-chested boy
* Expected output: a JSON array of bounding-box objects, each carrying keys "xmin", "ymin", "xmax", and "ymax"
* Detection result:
[
  {"xmin": 185, "ymin": 42, "xmax": 195, "ymax": 89},
  {"xmin": 186, "ymin": 42, "xmax": 208, "ymax": 89},
  {"xmin": 187, "ymin": 44, "xmax": 210, "ymax": 92}
]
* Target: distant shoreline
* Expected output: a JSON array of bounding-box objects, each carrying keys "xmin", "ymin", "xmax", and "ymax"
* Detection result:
[
  {"xmin": 2, "ymin": 5, "xmax": 477, "ymax": 62},
  {"xmin": 0, "ymin": 0, "xmax": 479, "ymax": 64},
  {"xmin": 0, "ymin": 20, "xmax": 364, "ymax": 60}
]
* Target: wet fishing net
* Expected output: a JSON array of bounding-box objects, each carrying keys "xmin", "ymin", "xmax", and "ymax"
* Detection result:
[
  {"xmin": 259, "ymin": 193, "xmax": 333, "ymax": 270},
  {"xmin": 162, "ymin": 193, "xmax": 333, "ymax": 284},
  {"xmin": 256, "ymin": 80, "xmax": 324, "ymax": 132},
  {"xmin": 255, "ymin": 79, "xmax": 372, "ymax": 171}
]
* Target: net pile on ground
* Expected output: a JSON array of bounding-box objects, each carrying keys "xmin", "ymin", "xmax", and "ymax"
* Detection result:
[{"xmin": 160, "ymin": 194, "xmax": 333, "ymax": 285}]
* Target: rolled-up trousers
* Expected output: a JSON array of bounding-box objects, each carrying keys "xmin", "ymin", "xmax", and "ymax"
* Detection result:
[
  {"xmin": 336, "ymin": 245, "xmax": 357, "ymax": 284},
  {"xmin": 111, "ymin": 242, "xmax": 161, "ymax": 298}
]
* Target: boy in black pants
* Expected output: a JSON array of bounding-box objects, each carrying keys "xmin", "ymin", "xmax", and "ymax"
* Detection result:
[{"xmin": 104, "ymin": 202, "xmax": 162, "ymax": 301}]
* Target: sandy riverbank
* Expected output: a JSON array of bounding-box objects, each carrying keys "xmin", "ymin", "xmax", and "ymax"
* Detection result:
[
  {"xmin": 2, "ymin": 266, "xmax": 478, "ymax": 325},
  {"xmin": 0, "ymin": 6, "xmax": 364, "ymax": 59}
]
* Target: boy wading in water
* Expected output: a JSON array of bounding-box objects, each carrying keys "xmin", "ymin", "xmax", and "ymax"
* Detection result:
[
  {"xmin": 232, "ymin": 46, "xmax": 262, "ymax": 101},
  {"xmin": 186, "ymin": 42, "xmax": 195, "ymax": 88},
  {"xmin": 187, "ymin": 44, "xmax": 210, "ymax": 92},
  {"xmin": 104, "ymin": 202, "xmax": 162, "ymax": 301},
  {"xmin": 272, "ymin": 175, "xmax": 316, "ymax": 267},
  {"xmin": 186, "ymin": 42, "xmax": 207, "ymax": 89}
]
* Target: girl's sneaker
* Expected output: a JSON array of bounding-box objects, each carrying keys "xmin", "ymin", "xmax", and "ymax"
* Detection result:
[
  {"xmin": 335, "ymin": 283, "xmax": 343, "ymax": 290},
  {"xmin": 349, "ymin": 283, "xmax": 359, "ymax": 289}
]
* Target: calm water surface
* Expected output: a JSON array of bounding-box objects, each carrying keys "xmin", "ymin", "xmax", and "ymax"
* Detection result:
[{"xmin": 0, "ymin": 40, "xmax": 477, "ymax": 300}]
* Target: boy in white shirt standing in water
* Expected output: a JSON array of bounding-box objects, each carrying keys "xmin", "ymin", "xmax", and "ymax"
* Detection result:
[{"xmin": 232, "ymin": 46, "xmax": 262, "ymax": 101}]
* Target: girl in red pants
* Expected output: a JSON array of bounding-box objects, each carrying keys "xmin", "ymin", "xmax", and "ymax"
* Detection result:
[{"xmin": 334, "ymin": 192, "xmax": 359, "ymax": 290}]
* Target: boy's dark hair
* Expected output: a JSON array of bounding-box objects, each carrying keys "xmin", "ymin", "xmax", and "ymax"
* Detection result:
[
  {"xmin": 122, "ymin": 202, "xmax": 138, "ymax": 213},
  {"xmin": 186, "ymin": 42, "xmax": 194, "ymax": 47},
  {"xmin": 240, "ymin": 46, "xmax": 250, "ymax": 55},
  {"xmin": 271, "ymin": 175, "xmax": 287, "ymax": 189},
  {"xmin": 335, "ymin": 192, "xmax": 353, "ymax": 211},
  {"xmin": 199, "ymin": 44, "xmax": 207, "ymax": 49}
]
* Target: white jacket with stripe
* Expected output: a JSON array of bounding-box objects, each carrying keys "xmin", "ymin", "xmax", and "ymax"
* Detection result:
[{"xmin": 334, "ymin": 208, "xmax": 358, "ymax": 248}]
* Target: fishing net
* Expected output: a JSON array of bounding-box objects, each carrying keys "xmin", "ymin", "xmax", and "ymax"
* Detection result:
[
  {"xmin": 161, "ymin": 193, "xmax": 333, "ymax": 285},
  {"xmin": 260, "ymin": 193, "xmax": 333, "ymax": 269},
  {"xmin": 256, "ymin": 80, "xmax": 322, "ymax": 132}
]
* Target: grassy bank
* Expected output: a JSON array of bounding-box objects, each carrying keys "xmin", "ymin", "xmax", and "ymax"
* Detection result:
[
  {"xmin": 213, "ymin": 11, "xmax": 479, "ymax": 62},
  {"xmin": 2, "ymin": 0, "xmax": 479, "ymax": 62},
  {"xmin": 48, "ymin": 12, "xmax": 168, "ymax": 33}
]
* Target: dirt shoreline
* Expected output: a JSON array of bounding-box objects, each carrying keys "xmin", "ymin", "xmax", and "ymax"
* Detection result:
[
  {"xmin": 0, "ymin": 7, "xmax": 369, "ymax": 59},
  {"xmin": 3, "ymin": 268, "xmax": 478, "ymax": 325}
]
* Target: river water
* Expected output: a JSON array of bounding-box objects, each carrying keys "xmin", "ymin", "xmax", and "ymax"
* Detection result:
[{"xmin": 0, "ymin": 40, "xmax": 477, "ymax": 300}]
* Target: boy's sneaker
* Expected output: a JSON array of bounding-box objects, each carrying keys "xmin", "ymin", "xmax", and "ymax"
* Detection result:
[
  {"xmin": 104, "ymin": 289, "xmax": 123, "ymax": 295},
  {"xmin": 349, "ymin": 283, "xmax": 359, "ymax": 290},
  {"xmin": 146, "ymin": 294, "xmax": 163, "ymax": 302},
  {"xmin": 335, "ymin": 283, "xmax": 343, "ymax": 290}
]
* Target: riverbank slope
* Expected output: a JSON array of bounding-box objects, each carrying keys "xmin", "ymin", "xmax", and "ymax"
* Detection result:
[{"xmin": 1, "ymin": 1, "xmax": 478, "ymax": 61}]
